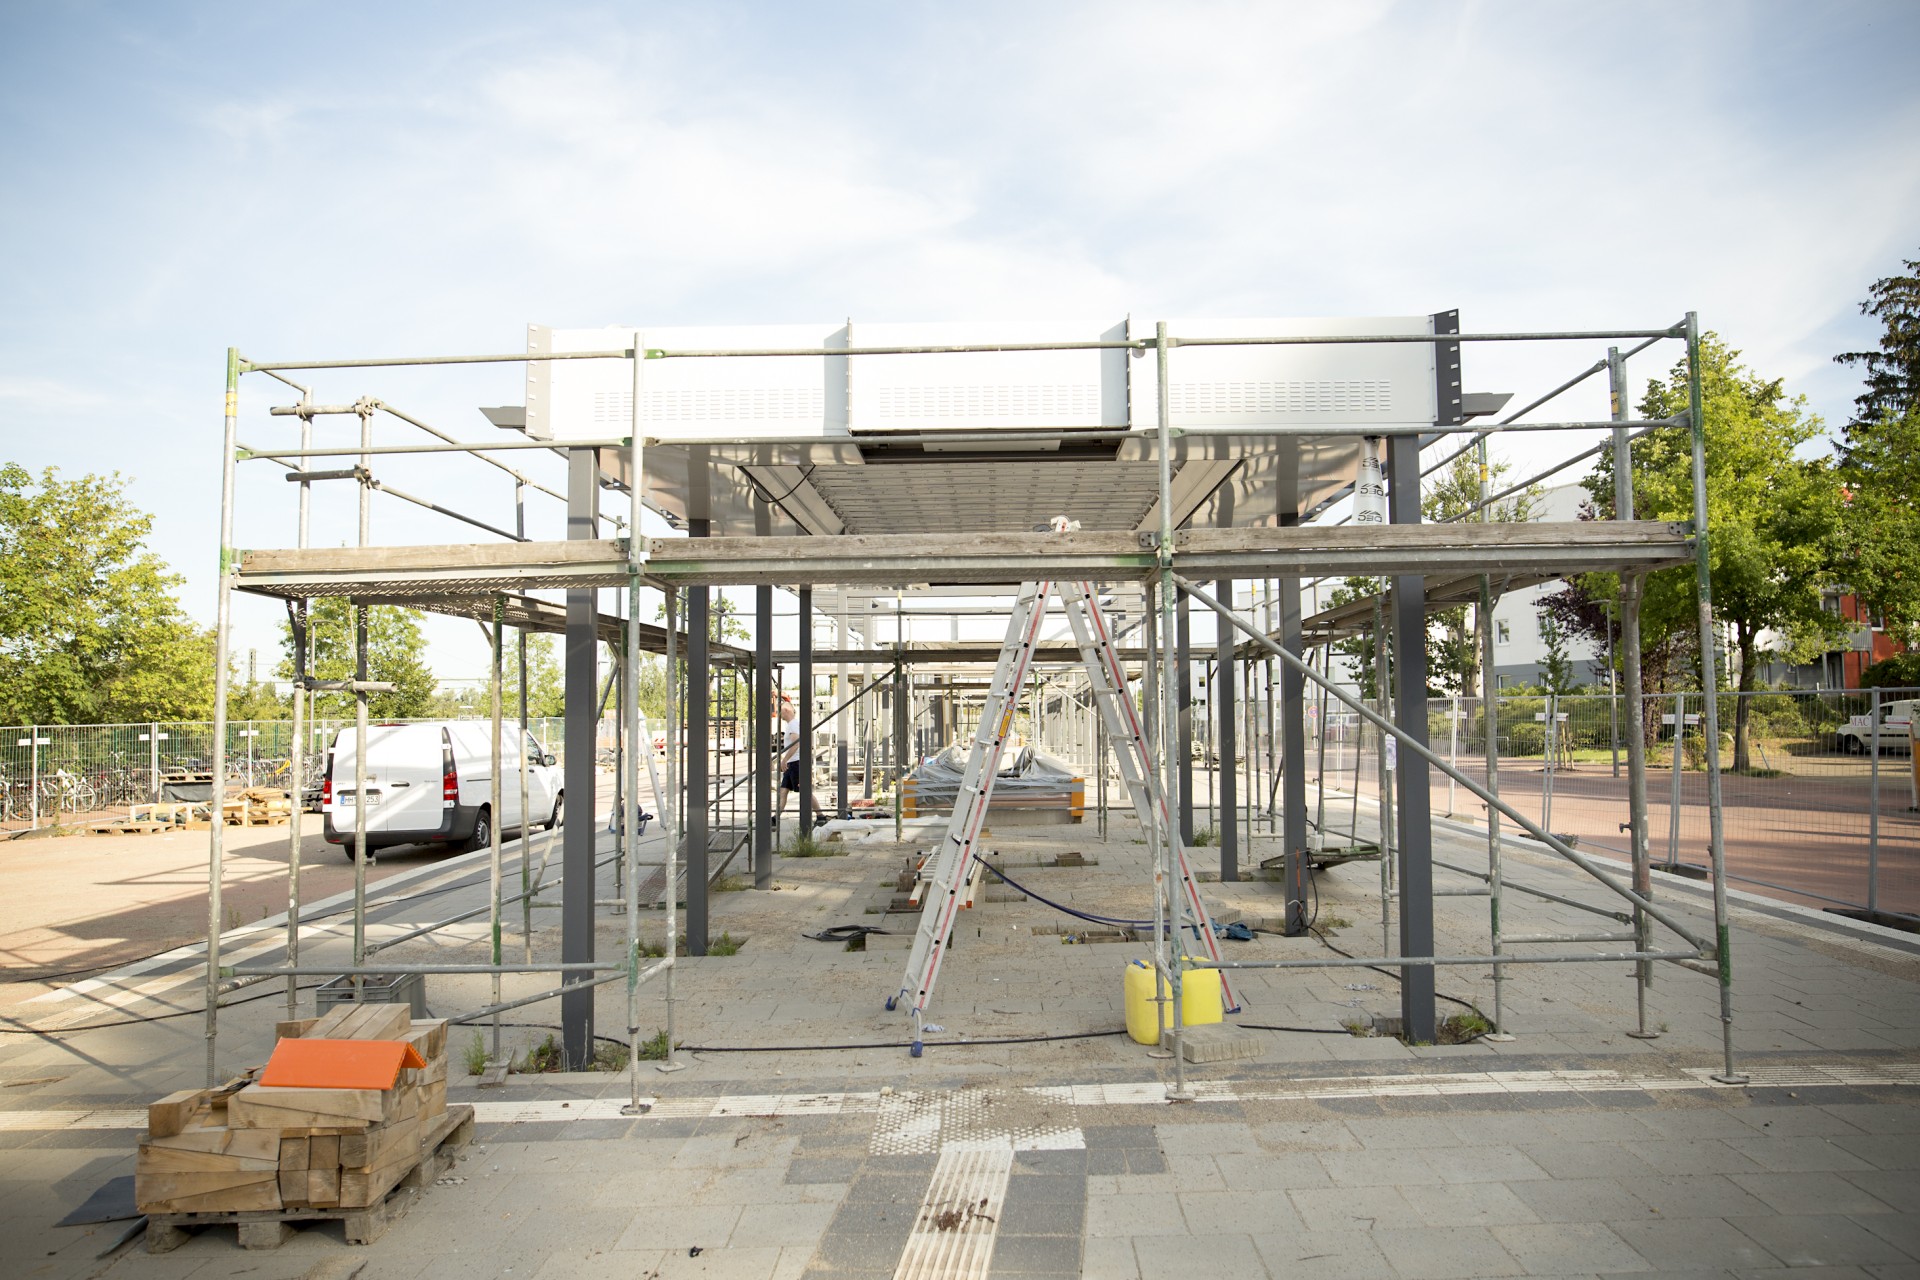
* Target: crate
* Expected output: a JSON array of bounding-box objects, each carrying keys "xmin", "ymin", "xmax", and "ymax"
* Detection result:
[{"xmin": 315, "ymin": 973, "xmax": 427, "ymax": 1020}]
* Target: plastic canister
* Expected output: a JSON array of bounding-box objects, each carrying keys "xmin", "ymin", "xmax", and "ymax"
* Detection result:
[{"xmin": 1123, "ymin": 958, "xmax": 1225, "ymax": 1045}]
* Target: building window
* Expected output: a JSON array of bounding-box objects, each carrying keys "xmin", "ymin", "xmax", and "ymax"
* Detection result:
[{"xmin": 1496, "ymin": 621, "xmax": 1511, "ymax": 645}]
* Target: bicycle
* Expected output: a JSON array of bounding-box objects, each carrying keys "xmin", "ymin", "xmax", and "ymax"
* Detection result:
[{"xmin": 39, "ymin": 769, "xmax": 98, "ymax": 815}]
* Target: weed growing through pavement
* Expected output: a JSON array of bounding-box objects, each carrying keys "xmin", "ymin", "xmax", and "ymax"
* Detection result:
[{"xmin": 462, "ymin": 1031, "xmax": 489, "ymax": 1076}]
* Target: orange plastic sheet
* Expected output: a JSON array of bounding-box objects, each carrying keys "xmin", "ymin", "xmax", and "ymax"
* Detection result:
[{"xmin": 259, "ymin": 1038, "xmax": 426, "ymax": 1090}]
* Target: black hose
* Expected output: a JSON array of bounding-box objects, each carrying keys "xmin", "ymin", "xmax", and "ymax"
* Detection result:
[
  {"xmin": 681, "ymin": 1028, "xmax": 1128, "ymax": 1052},
  {"xmin": 981, "ymin": 862, "xmax": 1154, "ymax": 930}
]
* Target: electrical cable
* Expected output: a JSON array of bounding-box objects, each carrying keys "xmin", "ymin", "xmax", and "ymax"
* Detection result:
[
  {"xmin": 981, "ymin": 863, "xmax": 1153, "ymax": 930},
  {"xmin": 478, "ymin": 1023, "xmax": 1128, "ymax": 1055},
  {"xmin": 680, "ymin": 1028, "xmax": 1128, "ymax": 1053},
  {"xmin": 1309, "ymin": 925, "xmax": 1487, "ymax": 1017}
]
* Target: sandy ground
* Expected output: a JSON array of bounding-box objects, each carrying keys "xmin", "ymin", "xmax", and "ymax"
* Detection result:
[{"xmin": 0, "ymin": 822, "xmax": 449, "ymax": 982}]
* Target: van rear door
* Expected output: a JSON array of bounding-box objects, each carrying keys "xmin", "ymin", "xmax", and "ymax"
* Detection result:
[{"xmin": 332, "ymin": 724, "xmax": 446, "ymax": 836}]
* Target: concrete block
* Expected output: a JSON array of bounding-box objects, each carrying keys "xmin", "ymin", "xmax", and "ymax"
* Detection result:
[{"xmin": 1175, "ymin": 1025, "xmax": 1263, "ymax": 1065}]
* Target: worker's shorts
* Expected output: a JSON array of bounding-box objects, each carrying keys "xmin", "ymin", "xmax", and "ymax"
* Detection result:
[{"xmin": 781, "ymin": 759, "xmax": 802, "ymax": 792}]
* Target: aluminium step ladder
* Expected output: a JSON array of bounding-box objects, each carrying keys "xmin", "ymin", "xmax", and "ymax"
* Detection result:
[{"xmin": 887, "ymin": 580, "xmax": 1240, "ymax": 1055}]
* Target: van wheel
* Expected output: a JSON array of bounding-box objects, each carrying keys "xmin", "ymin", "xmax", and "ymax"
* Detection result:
[
  {"xmin": 466, "ymin": 806, "xmax": 493, "ymax": 852},
  {"xmin": 545, "ymin": 793, "xmax": 564, "ymax": 831}
]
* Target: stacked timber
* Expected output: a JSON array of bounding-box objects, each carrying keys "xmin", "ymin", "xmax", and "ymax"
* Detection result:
[
  {"xmin": 230, "ymin": 787, "xmax": 294, "ymax": 826},
  {"xmin": 135, "ymin": 1002, "xmax": 451, "ymax": 1217}
]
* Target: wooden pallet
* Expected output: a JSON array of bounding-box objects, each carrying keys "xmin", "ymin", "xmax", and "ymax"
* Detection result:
[
  {"xmin": 86, "ymin": 820, "xmax": 174, "ymax": 836},
  {"xmin": 144, "ymin": 1104, "xmax": 473, "ymax": 1252}
]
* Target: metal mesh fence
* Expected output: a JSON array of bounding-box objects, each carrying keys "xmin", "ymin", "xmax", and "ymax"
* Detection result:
[
  {"xmin": 1, "ymin": 715, "xmax": 573, "ymax": 832},
  {"xmin": 1272, "ymin": 687, "xmax": 1920, "ymax": 921}
]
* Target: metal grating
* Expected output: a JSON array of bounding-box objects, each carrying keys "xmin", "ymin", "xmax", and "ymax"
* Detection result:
[{"xmin": 805, "ymin": 460, "xmax": 1164, "ymax": 535}]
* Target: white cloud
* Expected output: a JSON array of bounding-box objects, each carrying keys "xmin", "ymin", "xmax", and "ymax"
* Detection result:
[{"xmin": 5, "ymin": 0, "xmax": 1918, "ymax": 675}]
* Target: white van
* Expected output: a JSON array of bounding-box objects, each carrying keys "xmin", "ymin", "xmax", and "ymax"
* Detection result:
[
  {"xmin": 322, "ymin": 721, "xmax": 563, "ymax": 855},
  {"xmin": 1836, "ymin": 699, "xmax": 1917, "ymax": 755}
]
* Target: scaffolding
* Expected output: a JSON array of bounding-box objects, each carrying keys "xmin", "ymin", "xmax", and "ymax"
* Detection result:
[{"xmin": 200, "ymin": 311, "xmax": 1747, "ymax": 1095}]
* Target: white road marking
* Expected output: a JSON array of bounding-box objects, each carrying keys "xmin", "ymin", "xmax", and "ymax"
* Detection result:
[
  {"xmin": 893, "ymin": 1147, "xmax": 1012, "ymax": 1280},
  {"xmin": 7, "ymin": 1061, "xmax": 1910, "ymax": 1132}
]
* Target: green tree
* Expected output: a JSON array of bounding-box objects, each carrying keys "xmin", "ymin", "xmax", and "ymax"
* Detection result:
[
  {"xmin": 0, "ymin": 464, "xmax": 216, "ymax": 724},
  {"xmin": 1419, "ymin": 452, "xmax": 1541, "ymax": 695},
  {"xmin": 280, "ymin": 597, "xmax": 437, "ymax": 719},
  {"xmin": 1538, "ymin": 611, "xmax": 1576, "ymax": 696},
  {"xmin": 1584, "ymin": 334, "xmax": 1844, "ymax": 771},
  {"xmin": 503, "ymin": 632, "xmax": 566, "ymax": 718},
  {"xmin": 1834, "ymin": 253, "xmax": 1920, "ymax": 645}
]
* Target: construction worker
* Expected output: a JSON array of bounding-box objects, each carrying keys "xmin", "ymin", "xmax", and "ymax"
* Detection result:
[{"xmin": 774, "ymin": 695, "xmax": 826, "ymax": 833}]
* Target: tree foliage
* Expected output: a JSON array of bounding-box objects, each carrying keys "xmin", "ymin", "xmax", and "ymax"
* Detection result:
[
  {"xmin": 280, "ymin": 597, "xmax": 437, "ymax": 720},
  {"xmin": 1583, "ymin": 334, "xmax": 1844, "ymax": 770},
  {"xmin": 1330, "ymin": 452, "xmax": 1540, "ymax": 698},
  {"xmin": 0, "ymin": 464, "xmax": 215, "ymax": 724},
  {"xmin": 1537, "ymin": 612, "xmax": 1576, "ymax": 697},
  {"xmin": 1421, "ymin": 452, "xmax": 1539, "ymax": 696},
  {"xmin": 1834, "ymin": 253, "xmax": 1920, "ymax": 646},
  {"xmin": 504, "ymin": 632, "xmax": 566, "ymax": 719}
]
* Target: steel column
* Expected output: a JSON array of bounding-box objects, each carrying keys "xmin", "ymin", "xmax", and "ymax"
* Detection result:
[
  {"xmin": 562, "ymin": 448, "xmax": 599, "ymax": 1066},
  {"xmin": 754, "ymin": 582, "xmax": 773, "ymax": 885},
  {"xmin": 800, "ymin": 586, "xmax": 815, "ymax": 826},
  {"xmin": 1216, "ymin": 580, "xmax": 1238, "ymax": 881},
  {"xmin": 1177, "ymin": 591, "xmax": 1194, "ymax": 843},
  {"xmin": 686, "ymin": 521, "xmax": 711, "ymax": 956}
]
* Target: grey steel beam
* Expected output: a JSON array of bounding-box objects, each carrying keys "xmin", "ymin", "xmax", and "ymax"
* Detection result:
[
  {"xmin": 1177, "ymin": 591, "xmax": 1194, "ymax": 844},
  {"xmin": 1390, "ymin": 310, "xmax": 1460, "ymax": 1043},
  {"xmin": 1216, "ymin": 580, "xmax": 1237, "ymax": 881},
  {"xmin": 799, "ymin": 586, "xmax": 816, "ymax": 828},
  {"xmin": 562, "ymin": 449, "xmax": 599, "ymax": 1067},
  {"xmin": 685, "ymin": 521, "xmax": 711, "ymax": 956},
  {"xmin": 754, "ymin": 581, "xmax": 774, "ymax": 888}
]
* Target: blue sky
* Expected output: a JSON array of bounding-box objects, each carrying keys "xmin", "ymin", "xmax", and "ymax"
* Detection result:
[{"xmin": 3, "ymin": 1, "xmax": 1917, "ymax": 681}]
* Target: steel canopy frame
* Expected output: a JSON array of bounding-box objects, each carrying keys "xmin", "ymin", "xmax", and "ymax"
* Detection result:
[{"xmin": 203, "ymin": 313, "xmax": 1742, "ymax": 1092}]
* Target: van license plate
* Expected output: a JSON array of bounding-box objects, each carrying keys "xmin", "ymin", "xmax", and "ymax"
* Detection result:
[{"xmin": 340, "ymin": 791, "xmax": 382, "ymax": 807}]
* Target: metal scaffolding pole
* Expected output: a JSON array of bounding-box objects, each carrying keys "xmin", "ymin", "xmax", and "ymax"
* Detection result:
[
  {"xmin": 1278, "ymin": 568, "xmax": 1308, "ymax": 935},
  {"xmin": 1155, "ymin": 321, "xmax": 1191, "ymax": 1100},
  {"xmin": 1478, "ymin": 434, "xmax": 1510, "ymax": 1037},
  {"xmin": 1612, "ymin": 347, "xmax": 1659, "ymax": 1041},
  {"xmin": 283, "ymin": 597, "xmax": 307, "ymax": 1017},
  {"xmin": 1685, "ymin": 312, "xmax": 1745, "ymax": 1085},
  {"xmin": 204, "ymin": 349, "xmax": 241, "ymax": 1086},
  {"xmin": 622, "ymin": 364, "xmax": 654, "ymax": 1107},
  {"xmin": 488, "ymin": 599, "xmax": 505, "ymax": 1062}
]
